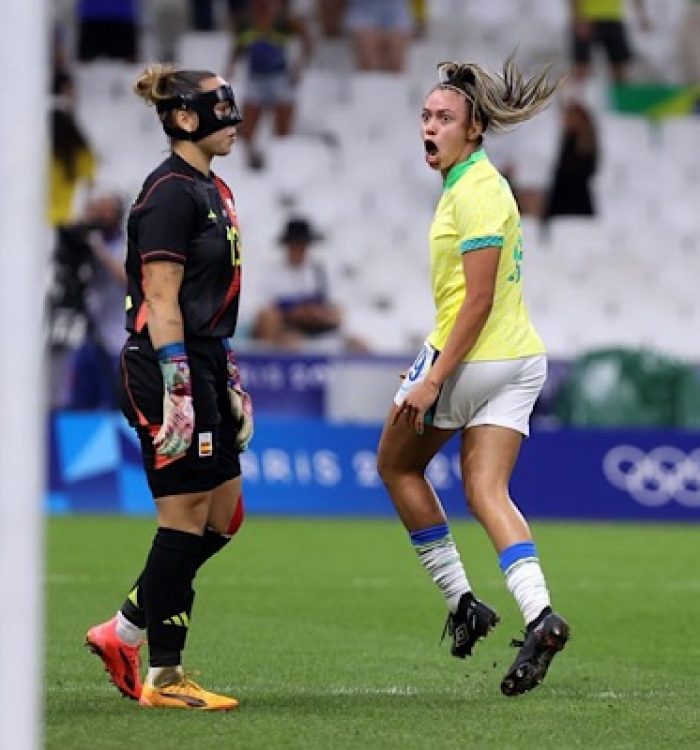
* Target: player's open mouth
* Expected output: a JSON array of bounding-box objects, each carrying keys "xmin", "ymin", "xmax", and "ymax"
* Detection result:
[{"xmin": 424, "ymin": 139, "xmax": 439, "ymax": 166}]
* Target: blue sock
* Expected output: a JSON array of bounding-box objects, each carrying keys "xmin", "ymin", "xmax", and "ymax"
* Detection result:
[
  {"xmin": 498, "ymin": 541, "xmax": 538, "ymax": 572},
  {"xmin": 499, "ymin": 541, "xmax": 550, "ymax": 625}
]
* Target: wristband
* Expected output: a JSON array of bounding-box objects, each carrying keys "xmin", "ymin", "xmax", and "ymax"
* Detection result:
[
  {"xmin": 157, "ymin": 341, "xmax": 187, "ymax": 362},
  {"xmin": 157, "ymin": 342, "xmax": 192, "ymax": 397}
]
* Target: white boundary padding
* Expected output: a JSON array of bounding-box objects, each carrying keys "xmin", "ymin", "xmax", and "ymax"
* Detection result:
[{"xmin": 0, "ymin": 1, "xmax": 45, "ymax": 748}]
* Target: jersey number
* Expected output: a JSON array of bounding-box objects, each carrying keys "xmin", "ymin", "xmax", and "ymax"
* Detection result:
[
  {"xmin": 226, "ymin": 226, "xmax": 242, "ymax": 267},
  {"xmin": 508, "ymin": 230, "xmax": 523, "ymax": 283}
]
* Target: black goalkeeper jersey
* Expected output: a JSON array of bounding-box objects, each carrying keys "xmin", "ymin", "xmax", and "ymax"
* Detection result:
[{"xmin": 125, "ymin": 152, "xmax": 242, "ymax": 339}]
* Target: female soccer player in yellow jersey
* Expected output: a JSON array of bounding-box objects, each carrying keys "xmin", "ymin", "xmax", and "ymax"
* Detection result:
[{"xmin": 377, "ymin": 56, "xmax": 570, "ymax": 697}]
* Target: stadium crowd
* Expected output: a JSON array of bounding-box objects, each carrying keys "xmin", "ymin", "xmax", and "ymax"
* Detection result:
[{"xmin": 47, "ymin": 0, "xmax": 700, "ymax": 413}]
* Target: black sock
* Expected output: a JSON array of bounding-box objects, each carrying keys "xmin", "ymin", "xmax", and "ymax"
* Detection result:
[
  {"xmin": 199, "ymin": 526, "xmax": 232, "ymax": 563},
  {"xmin": 141, "ymin": 528, "xmax": 203, "ymax": 667},
  {"xmin": 120, "ymin": 527, "xmax": 232, "ymax": 631},
  {"xmin": 120, "ymin": 578, "xmax": 146, "ymax": 630}
]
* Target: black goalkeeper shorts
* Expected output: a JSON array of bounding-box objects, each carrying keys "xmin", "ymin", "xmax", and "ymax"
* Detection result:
[{"xmin": 119, "ymin": 334, "xmax": 241, "ymax": 499}]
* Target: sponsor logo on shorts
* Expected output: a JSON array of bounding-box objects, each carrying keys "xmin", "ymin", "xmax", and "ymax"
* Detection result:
[
  {"xmin": 198, "ymin": 431, "xmax": 213, "ymax": 458},
  {"xmin": 408, "ymin": 346, "xmax": 429, "ymax": 382}
]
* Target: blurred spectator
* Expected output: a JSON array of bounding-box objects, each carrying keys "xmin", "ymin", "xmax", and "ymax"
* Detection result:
[
  {"xmin": 77, "ymin": 0, "xmax": 139, "ymax": 63},
  {"xmin": 253, "ymin": 217, "xmax": 367, "ymax": 351},
  {"xmin": 344, "ymin": 0, "xmax": 412, "ymax": 72},
  {"xmin": 488, "ymin": 106, "xmax": 560, "ymax": 220},
  {"xmin": 227, "ymin": 0, "xmax": 313, "ymax": 170},
  {"xmin": 48, "ymin": 72, "xmax": 96, "ymax": 227},
  {"xmin": 52, "ymin": 20, "xmax": 71, "ymax": 79},
  {"xmin": 316, "ymin": 0, "xmax": 347, "ymax": 38},
  {"xmin": 66, "ymin": 192, "xmax": 128, "ymax": 409},
  {"xmin": 544, "ymin": 100, "xmax": 599, "ymax": 221},
  {"xmin": 410, "ymin": 0, "xmax": 427, "ymax": 39},
  {"xmin": 52, "ymin": 68, "xmax": 76, "ymax": 108},
  {"xmin": 190, "ymin": 0, "xmax": 249, "ymax": 31},
  {"xmin": 569, "ymin": 0, "xmax": 651, "ymax": 83},
  {"xmin": 680, "ymin": 0, "xmax": 700, "ymax": 84}
]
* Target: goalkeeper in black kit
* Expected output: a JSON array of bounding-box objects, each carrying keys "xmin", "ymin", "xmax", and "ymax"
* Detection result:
[{"xmin": 86, "ymin": 63, "xmax": 253, "ymax": 711}]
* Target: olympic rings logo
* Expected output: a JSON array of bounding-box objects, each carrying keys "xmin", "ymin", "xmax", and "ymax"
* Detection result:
[{"xmin": 602, "ymin": 445, "xmax": 700, "ymax": 507}]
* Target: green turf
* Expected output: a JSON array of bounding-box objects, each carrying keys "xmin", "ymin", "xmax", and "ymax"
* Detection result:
[{"xmin": 46, "ymin": 517, "xmax": 700, "ymax": 749}]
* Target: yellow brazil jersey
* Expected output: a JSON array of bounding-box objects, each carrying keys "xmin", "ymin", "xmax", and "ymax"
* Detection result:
[
  {"xmin": 578, "ymin": 0, "xmax": 624, "ymax": 21},
  {"xmin": 427, "ymin": 148, "xmax": 545, "ymax": 362}
]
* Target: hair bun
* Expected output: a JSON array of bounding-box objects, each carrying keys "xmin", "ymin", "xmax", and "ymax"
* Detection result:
[{"xmin": 437, "ymin": 62, "xmax": 476, "ymax": 87}]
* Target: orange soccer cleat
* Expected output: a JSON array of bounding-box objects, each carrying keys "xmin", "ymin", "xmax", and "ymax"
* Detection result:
[{"xmin": 139, "ymin": 673, "xmax": 239, "ymax": 711}]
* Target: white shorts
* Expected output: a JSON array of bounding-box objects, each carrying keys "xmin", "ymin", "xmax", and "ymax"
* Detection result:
[{"xmin": 394, "ymin": 343, "xmax": 547, "ymax": 436}]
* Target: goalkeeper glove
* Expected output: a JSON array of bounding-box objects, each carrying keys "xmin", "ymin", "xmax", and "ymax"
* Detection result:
[
  {"xmin": 224, "ymin": 342, "xmax": 254, "ymax": 451},
  {"xmin": 153, "ymin": 342, "xmax": 194, "ymax": 459}
]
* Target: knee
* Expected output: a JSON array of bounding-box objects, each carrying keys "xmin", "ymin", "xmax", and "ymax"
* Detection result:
[
  {"xmin": 189, "ymin": 492, "xmax": 212, "ymax": 528},
  {"xmin": 464, "ymin": 476, "xmax": 509, "ymax": 517},
  {"xmin": 156, "ymin": 491, "xmax": 211, "ymax": 535},
  {"xmin": 464, "ymin": 477, "xmax": 493, "ymax": 514},
  {"xmin": 464, "ymin": 487, "xmax": 482, "ymax": 518},
  {"xmin": 377, "ymin": 445, "xmax": 398, "ymax": 487},
  {"xmin": 377, "ymin": 451, "xmax": 420, "ymax": 493}
]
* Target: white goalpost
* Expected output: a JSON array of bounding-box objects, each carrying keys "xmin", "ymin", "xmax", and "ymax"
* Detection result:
[{"xmin": 0, "ymin": 1, "xmax": 46, "ymax": 747}]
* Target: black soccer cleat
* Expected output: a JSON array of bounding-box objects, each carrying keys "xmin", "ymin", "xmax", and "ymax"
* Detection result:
[
  {"xmin": 442, "ymin": 593, "xmax": 500, "ymax": 658},
  {"xmin": 500, "ymin": 612, "xmax": 570, "ymax": 697}
]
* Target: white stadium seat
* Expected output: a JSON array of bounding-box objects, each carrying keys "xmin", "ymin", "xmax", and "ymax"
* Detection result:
[
  {"xmin": 175, "ymin": 31, "xmax": 232, "ymax": 72},
  {"xmin": 71, "ymin": 31, "xmax": 699, "ymax": 363}
]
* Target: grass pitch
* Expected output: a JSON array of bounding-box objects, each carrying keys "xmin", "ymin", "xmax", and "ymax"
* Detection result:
[{"xmin": 46, "ymin": 517, "xmax": 699, "ymax": 749}]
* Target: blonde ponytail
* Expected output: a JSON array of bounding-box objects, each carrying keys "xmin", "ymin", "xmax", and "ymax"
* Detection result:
[
  {"xmin": 436, "ymin": 53, "xmax": 564, "ymax": 132},
  {"xmin": 133, "ymin": 63, "xmax": 179, "ymax": 105}
]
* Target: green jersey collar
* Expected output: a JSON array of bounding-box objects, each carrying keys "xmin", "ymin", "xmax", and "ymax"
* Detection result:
[{"xmin": 443, "ymin": 148, "xmax": 487, "ymax": 189}]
